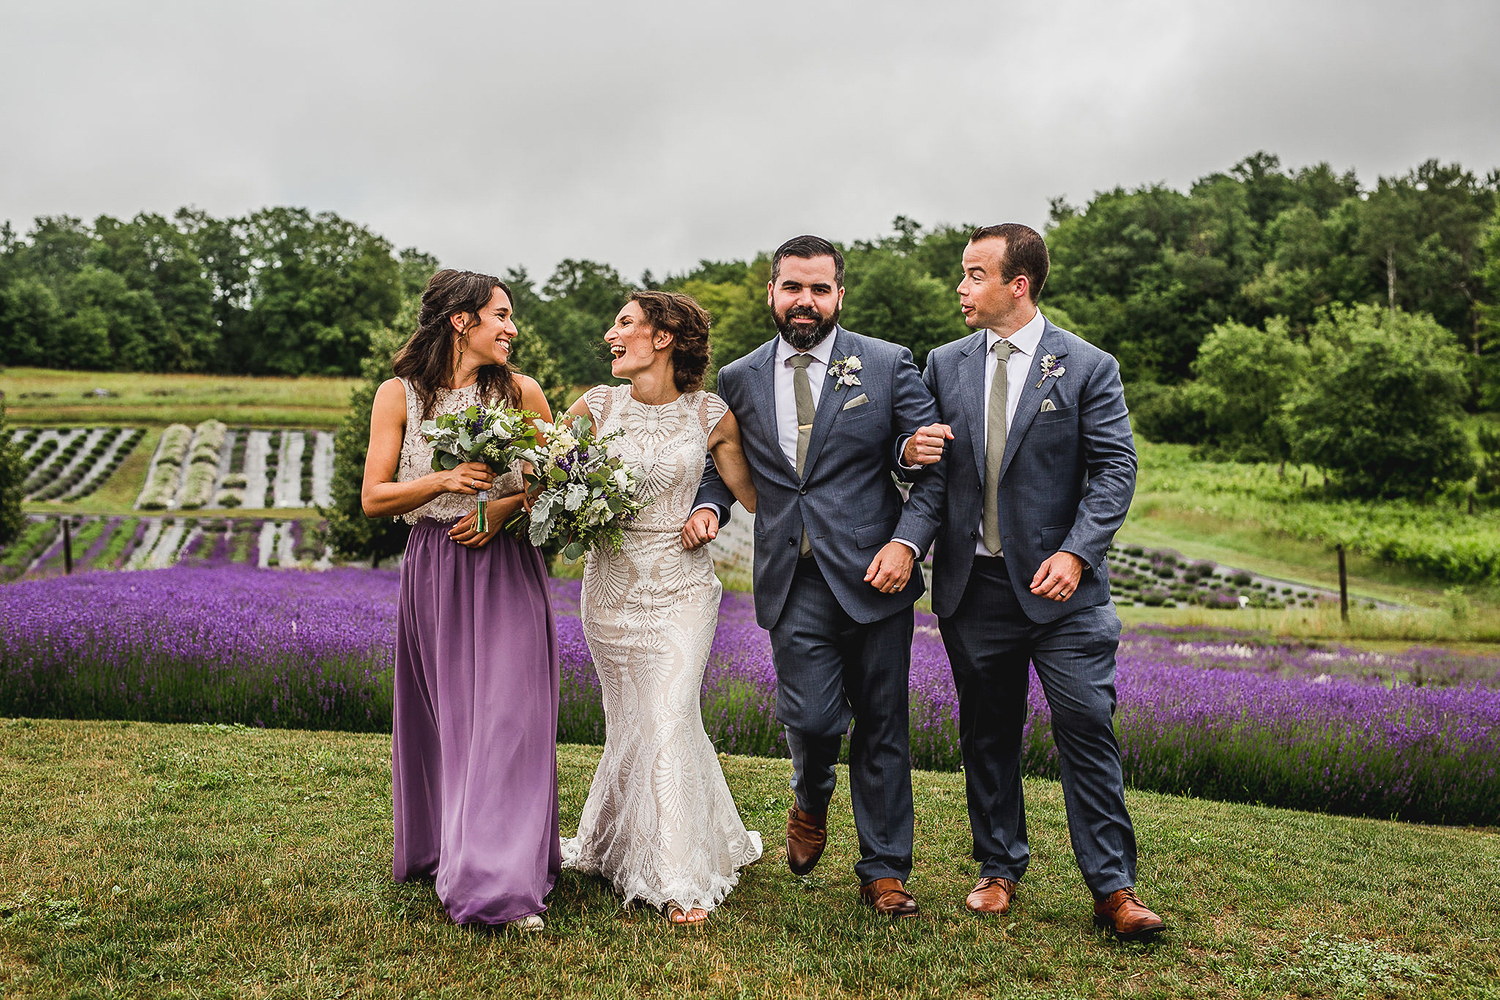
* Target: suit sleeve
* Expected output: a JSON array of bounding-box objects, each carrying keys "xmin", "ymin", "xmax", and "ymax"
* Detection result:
[
  {"xmin": 890, "ymin": 346, "xmax": 943, "ymax": 555},
  {"xmin": 692, "ymin": 366, "xmax": 736, "ymax": 523},
  {"xmin": 1060, "ymin": 352, "xmax": 1136, "ymax": 572}
]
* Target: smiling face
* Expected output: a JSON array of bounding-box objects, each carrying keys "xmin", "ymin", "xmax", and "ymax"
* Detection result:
[
  {"xmin": 768, "ymin": 254, "xmax": 845, "ymax": 350},
  {"xmin": 605, "ymin": 300, "xmax": 672, "ymax": 380},
  {"xmin": 453, "ymin": 285, "xmax": 517, "ymax": 366},
  {"xmin": 958, "ymin": 237, "xmax": 1029, "ymax": 333}
]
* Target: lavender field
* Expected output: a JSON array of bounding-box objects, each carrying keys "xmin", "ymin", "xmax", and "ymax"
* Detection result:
[{"xmin": 3, "ymin": 566, "xmax": 1497, "ymax": 825}]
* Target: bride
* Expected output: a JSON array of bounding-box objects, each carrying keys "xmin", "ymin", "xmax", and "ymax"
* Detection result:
[{"xmin": 560, "ymin": 290, "xmax": 762, "ymax": 925}]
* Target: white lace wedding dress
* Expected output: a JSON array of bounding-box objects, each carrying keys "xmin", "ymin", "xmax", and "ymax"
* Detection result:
[{"xmin": 561, "ymin": 384, "xmax": 762, "ymax": 914}]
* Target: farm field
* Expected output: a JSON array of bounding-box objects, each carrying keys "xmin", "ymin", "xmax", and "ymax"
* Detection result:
[
  {"xmin": 0, "ymin": 367, "xmax": 358, "ymax": 428},
  {"xmin": 1, "ymin": 718, "xmax": 1496, "ymax": 1000}
]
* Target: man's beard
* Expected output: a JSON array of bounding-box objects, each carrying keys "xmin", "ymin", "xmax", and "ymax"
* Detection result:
[{"xmin": 776, "ymin": 304, "xmax": 840, "ymax": 350}]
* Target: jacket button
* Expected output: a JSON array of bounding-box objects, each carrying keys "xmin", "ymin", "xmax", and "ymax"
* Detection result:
[
  {"xmin": 788, "ymin": 537, "xmax": 796, "ymax": 546},
  {"xmin": 799, "ymin": 487, "xmax": 808, "ymax": 495},
  {"xmin": 969, "ymin": 530, "xmax": 977, "ymax": 539}
]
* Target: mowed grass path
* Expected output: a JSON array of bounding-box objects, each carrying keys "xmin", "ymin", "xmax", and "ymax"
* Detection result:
[{"xmin": 2, "ymin": 720, "xmax": 1496, "ymax": 999}]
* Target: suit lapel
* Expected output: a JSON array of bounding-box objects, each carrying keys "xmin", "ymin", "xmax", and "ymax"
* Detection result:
[
  {"xmin": 957, "ymin": 331, "xmax": 988, "ymax": 479},
  {"xmin": 997, "ymin": 323, "xmax": 1069, "ymax": 484},
  {"xmin": 798, "ymin": 327, "xmax": 853, "ymax": 482},
  {"xmin": 744, "ymin": 338, "xmax": 796, "ymax": 480}
]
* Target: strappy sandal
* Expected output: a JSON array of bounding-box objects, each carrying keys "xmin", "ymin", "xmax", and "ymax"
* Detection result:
[{"xmin": 666, "ymin": 905, "xmax": 708, "ymax": 926}]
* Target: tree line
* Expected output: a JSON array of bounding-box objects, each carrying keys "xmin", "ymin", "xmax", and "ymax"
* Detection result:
[{"xmin": 5, "ymin": 151, "xmax": 1500, "ymax": 536}]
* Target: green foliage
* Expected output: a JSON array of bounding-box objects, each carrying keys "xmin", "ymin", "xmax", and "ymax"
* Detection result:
[
  {"xmin": 1137, "ymin": 441, "xmax": 1500, "ymax": 584},
  {"xmin": 841, "ymin": 249, "xmax": 968, "ymax": 367},
  {"xmin": 1476, "ymin": 424, "xmax": 1500, "ymax": 495},
  {"xmin": 1285, "ymin": 305, "xmax": 1476, "ymax": 498},
  {"xmin": 1184, "ymin": 317, "xmax": 1307, "ymax": 462},
  {"xmin": 0, "ymin": 208, "xmax": 404, "ymax": 377},
  {"xmin": 0, "ymin": 402, "xmax": 24, "ymax": 545},
  {"xmin": 323, "ymin": 326, "xmax": 410, "ymax": 566},
  {"xmin": 1047, "ymin": 153, "xmax": 1498, "ymax": 388}
]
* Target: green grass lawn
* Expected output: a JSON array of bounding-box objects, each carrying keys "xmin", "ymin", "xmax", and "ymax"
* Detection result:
[
  {"xmin": 1, "ymin": 368, "xmax": 358, "ymax": 428},
  {"xmin": 2, "ymin": 719, "xmax": 1495, "ymax": 999}
]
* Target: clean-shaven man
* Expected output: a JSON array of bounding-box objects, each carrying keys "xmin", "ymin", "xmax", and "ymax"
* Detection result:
[{"xmin": 917, "ymin": 223, "xmax": 1165, "ymax": 939}]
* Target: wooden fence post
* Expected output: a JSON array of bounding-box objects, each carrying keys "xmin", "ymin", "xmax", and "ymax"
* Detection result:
[
  {"xmin": 62, "ymin": 517, "xmax": 73, "ymax": 575},
  {"xmin": 1336, "ymin": 544, "xmax": 1348, "ymax": 622}
]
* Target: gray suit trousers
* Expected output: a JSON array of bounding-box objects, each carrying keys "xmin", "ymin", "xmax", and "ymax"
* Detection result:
[
  {"xmin": 939, "ymin": 556, "xmax": 1136, "ymax": 896},
  {"xmin": 770, "ymin": 558, "xmax": 915, "ymax": 884}
]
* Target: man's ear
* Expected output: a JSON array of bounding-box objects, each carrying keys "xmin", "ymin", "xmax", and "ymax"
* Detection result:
[{"xmin": 766, "ymin": 281, "xmax": 774, "ymax": 308}]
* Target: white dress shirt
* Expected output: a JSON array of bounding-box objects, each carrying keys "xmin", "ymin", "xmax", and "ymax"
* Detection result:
[
  {"xmin": 773, "ymin": 331, "xmax": 839, "ymax": 470},
  {"xmin": 695, "ymin": 329, "xmax": 920, "ymax": 557},
  {"xmin": 976, "ymin": 309, "xmax": 1047, "ymax": 556}
]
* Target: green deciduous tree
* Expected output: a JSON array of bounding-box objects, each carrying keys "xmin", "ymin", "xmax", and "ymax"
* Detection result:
[
  {"xmin": 324, "ymin": 325, "xmax": 412, "ymax": 566},
  {"xmin": 1285, "ymin": 304, "xmax": 1476, "ymax": 498},
  {"xmin": 1185, "ymin": 317, "xmax": 1308, "ymax": 463}
]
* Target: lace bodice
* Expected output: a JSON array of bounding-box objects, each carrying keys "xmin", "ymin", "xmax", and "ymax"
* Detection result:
[
  {"xmin": 583, "ymin": 384, "xmax": 726, "ymax": 533},
  {"xmin": 397, "ymin": 378, "xmax": 525, "ymax": 525}
]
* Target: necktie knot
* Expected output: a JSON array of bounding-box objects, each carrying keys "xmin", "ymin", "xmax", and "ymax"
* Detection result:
[
  {"xmin": 991, "ymin": 338, "xmax": 1015, "ymax": 362},
  {"xmin": 789, "ymin": 353, "xmax": 815, "ymax": 370}
]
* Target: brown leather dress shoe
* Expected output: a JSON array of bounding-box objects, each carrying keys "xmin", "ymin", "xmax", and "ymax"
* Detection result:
[
  {"xmin": 1092, "ymin": 887, "xmax": 1165, "ymax": 940},
  {"xmin": 785, "ymin": 805, "xmax": 827, "ymax": 876},
  {"xmin": 860, "ymin": 878, "xmax": 920, "ymax": 917},
  {"xmin": 965, "ymin": 876, "xmax": 1018, "ymax": 915}
]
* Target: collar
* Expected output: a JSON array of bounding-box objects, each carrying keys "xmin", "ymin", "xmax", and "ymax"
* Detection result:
[
  {"xmin": 985, "ymin": 309, "xmax": 1046, "ymax": 359},
  {"xmin": 776, "ymin": 327, "xmax": 840, "ymax": 369}
]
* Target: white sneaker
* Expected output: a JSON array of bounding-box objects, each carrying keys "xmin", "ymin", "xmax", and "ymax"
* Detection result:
[{"xmin": 507, "ymin": 914, "xmax": 544, "ymax": 932}]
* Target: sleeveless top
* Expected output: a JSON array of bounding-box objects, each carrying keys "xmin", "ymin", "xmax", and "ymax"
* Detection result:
[{"xmin": 396, "ymin": 378, "xmax": 525, "ymax": 524}]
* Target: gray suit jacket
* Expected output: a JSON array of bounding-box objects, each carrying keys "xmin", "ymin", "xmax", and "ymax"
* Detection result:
[
  {"xmin": 922, "ymin": 318, "xmax": 1136, "ymax": 623},
  {"xmin": 696, "ymin": 327, "xmax": 942, "ymax": 629}
]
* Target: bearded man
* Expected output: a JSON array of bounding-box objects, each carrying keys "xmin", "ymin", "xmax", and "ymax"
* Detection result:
[{"xmin": 685, "ymin": 234, "xmax": 949, "ymax": 916}]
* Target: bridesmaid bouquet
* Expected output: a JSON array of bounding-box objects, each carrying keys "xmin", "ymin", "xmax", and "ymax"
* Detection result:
[
  {"xmin": 507, "ymin": 414, "xmax": 648, "ymax": 560},
  {"xmin": 420, "ymin": 404, "xmax": 538, "ymax": 533}
]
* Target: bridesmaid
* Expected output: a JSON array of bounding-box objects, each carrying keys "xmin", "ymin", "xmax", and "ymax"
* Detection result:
[{"xmin": 362, "ymin": 269, "xmax": 558, "ymax": 931}]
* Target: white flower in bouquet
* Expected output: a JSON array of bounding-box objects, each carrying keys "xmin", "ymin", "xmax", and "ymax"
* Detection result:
[{"xmin": 506, "ymin": 413, "xmax": 650, "ymax": 561}]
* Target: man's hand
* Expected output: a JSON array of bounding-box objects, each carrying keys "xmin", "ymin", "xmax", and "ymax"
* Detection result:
[
  {"xmin": 1031, "ymin": 551, "xmax": 1085, "ymax": 602},
  {"xmin": 682, "ymin": 508, "xmax": 720, "ymax": 551},
  {"xmin": 864, "ymin": 541, "xmax": 914, "ymax": 594},
  {"xmin": 902, "ymin": 423, "xmax": 953, "ymax": 466}
]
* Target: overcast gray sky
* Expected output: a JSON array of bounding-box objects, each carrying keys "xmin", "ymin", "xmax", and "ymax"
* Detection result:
[{"xmin": 3, "ymin": 0, "xmax": 1498, "ymax": 282}]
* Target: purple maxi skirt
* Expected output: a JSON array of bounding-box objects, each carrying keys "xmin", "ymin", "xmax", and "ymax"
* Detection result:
[{"xmin": 392, "ymin": 520, "xmax": 561, "ymax": 925}]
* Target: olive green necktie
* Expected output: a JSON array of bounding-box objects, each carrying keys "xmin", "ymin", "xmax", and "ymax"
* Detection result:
[
  {"xmin": 983, "ymin": 338, "xmax": 1015, "ymax": 555},
  {"xmin": 790, "ymin": 353, "xmax": 816, "ymax": 556}
]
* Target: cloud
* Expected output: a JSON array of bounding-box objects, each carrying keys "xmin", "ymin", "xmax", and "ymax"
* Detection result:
[{"xmin": 2, "ymin": 0, "xmax": 1497, "ymax": 281}]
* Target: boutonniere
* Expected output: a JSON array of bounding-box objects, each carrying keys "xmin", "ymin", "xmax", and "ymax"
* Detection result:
[
  {"xmin": 1035, "ymin": 354, "xmax": 1066, "ymax": 389},
  {"xmin": 828, "ymin": 354, "xmax": 862, "ymax": 388}
]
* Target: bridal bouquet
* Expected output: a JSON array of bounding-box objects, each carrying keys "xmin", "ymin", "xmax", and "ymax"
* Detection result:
[
  {"xmin": 506, "ymin": 414, "xmax": 648, "ymax": 560},
  {"xmin": 420, "ymin": 404, "xmax": 538, "ymax": 532}
]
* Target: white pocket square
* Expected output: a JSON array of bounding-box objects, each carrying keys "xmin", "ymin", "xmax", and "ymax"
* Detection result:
[
  {"xmin": 842, "ymin": 393, "xmax": 870, "ymax": 410},
  {"xmin": 1039, "ymin": 398, "xmax": 1057, "ymax": 412}
]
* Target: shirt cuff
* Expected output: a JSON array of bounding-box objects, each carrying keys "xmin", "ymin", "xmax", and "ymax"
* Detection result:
[
  {"xmin": 690, "ymin": 503, "xmax": 726, "ymax": 521},
  {"xmin": 896, "ymin": 434, "xmax": 922, "ymax": 471},
  {"xmin": 891, "ymin": 537, "xmax": 922, "ymax": 558}
]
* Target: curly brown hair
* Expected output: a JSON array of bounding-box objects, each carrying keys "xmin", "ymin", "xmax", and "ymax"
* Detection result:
[
  {"xmin": 391, "ymin": 269, "xmax": 519, "ymax": 420},
  {"xmin": 629, "ymin": 290, "xmax": 712, "ymax": 393}
]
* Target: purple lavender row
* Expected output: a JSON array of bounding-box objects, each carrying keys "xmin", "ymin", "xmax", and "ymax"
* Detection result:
[{"xmin": 1, "ymin": 570, "xmax": 1495, "ymax": 824}]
